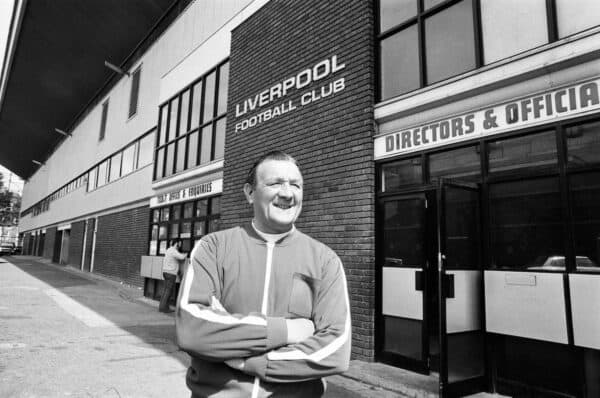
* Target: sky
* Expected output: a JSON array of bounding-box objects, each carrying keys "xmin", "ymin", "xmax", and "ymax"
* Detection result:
[{"xmin": 0, "ymin": 0, "xmax": 22, "ymax": 194}]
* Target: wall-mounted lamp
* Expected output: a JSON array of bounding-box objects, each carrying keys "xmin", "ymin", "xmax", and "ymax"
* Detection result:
[
  {"xmin": 54, "ymin": 128, "xmax": 72, "ymax": 137},
  {"xmin": 31, "ymin": 160, "xmax": 44, "ymax": 166},
  {"xmin": 104, "ymin": 60, "xmax": 130, "ymax": 77}
]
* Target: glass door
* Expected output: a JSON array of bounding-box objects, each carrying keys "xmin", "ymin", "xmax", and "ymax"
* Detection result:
[
  {"xmin": 437, "ymin": 180, "xmax": 486, "ymax": 397},
  {"xmin": 378, "ymin": 193, "xmax": 431, "ymax": 373}
]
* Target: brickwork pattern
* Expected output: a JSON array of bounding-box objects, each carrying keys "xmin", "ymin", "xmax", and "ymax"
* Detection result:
[
  {"xmin": 68, "ymin": 220, "xmax": 85, "ymax": 268},
  {"xmin": 93, "ymin": 206, "xmax": 149, "ymax": 287},
  {"xmin": 225, "ymin": 0, "xmax": 376, "ymax": 360},
  {"xmin": 43, "ymin": 227, "xmax": 57, "ymax": 260}
]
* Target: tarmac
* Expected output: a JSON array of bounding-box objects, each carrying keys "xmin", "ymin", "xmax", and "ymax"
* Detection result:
[{"xmin": 0, "ymin": 255, "xmax": 503, "ymax": 397}]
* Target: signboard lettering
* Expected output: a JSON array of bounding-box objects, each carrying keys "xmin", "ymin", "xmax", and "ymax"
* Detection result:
[
  {"xmin": 234, "ymin": 55, "xmax": 347, "ymax": 132},
  {"xmin": 150, "ymin": 179, "xmax": 222, "ymax": 208},
  {"xmin": 375, "ymin": 78, "xmax": 600, "ymax": 159}
]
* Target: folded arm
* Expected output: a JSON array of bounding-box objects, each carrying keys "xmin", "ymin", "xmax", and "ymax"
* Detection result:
[
  {"xmin": 176, "ymin": 238, "xmax": 289, "ymax": 361},
  {"xmin": 240, "ymin": 256, "xmax": 352, "ymax": 382}
]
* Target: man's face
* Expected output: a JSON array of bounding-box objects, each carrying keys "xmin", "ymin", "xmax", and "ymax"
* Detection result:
[{"xmin": 244, "ymin": 159, "xmax": 303, "ymax": 234}]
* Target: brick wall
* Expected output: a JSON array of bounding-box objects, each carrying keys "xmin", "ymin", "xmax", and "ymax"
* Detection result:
[
  {"xmin": 93, "ymin": 206, "xmax": 149, "ymax": 287},
  {"xmin": 43, "ymin": 226, "xmax": 57, "ymax": 260},
  {"xmin": 225, "ymin": 0, "xmax": 376, "ymax": 360},
  {"xmin": 68, "ymin": 220, "xmax": 85, "ymax": 268}
]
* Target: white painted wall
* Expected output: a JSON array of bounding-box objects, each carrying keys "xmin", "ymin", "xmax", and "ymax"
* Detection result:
[{"xmin": 21, "ymin": 0, "xmax": 257, "ymax": 230}]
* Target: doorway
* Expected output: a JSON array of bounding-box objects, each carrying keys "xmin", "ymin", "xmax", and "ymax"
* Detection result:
[{"xmin": 377, "ymin": 179, "xmax": 485, "ymax": 397}]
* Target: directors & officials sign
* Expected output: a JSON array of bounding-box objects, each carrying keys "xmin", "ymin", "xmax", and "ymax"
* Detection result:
[{"xmin": 375, "ymin": 77, "xmax": 600, "ymax": 160}]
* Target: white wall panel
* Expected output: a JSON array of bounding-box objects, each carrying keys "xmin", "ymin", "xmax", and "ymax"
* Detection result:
[
  {"xmin": 570, "ymin": 274, "xmax": 600, "ymax": 350},
  {"xmin": 447, "ymin": 270, "xmax": 481, "ymax": 333},
  {"xmin": 485, "ymin": 271, "xmax": 568, "ymax": 344},
  {"xmin": 382, "ymin": 267, "xmax": 423, "ymax": 320}
]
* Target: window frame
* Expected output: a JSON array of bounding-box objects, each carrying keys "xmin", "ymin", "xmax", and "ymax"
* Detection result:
[
  {"xmin": 376, "ymin": 0, "xmax": 599, "ymax": 101},
  {"xmin": 128, "ymin": 66, "xmax": 142, "ymax": 119},
  {"xmin": 153, "ymin": 60, "xmax": 229, "ymax": 181},
  {"xmin": 148, "ymin": 196, "xmax": 221, "ymax": 256},
  {"xmin": 99, "ymin": 99, "xmax": 109, "ymax": 141},
  {"xmin": 376, "ymin": 114, "xmax": 600, "ymax": 274}
]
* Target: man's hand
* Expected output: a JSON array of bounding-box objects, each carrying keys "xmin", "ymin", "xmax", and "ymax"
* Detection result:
[{"xmin": 286, "ymin": 318, "xmax": 315, "ymax": 344}]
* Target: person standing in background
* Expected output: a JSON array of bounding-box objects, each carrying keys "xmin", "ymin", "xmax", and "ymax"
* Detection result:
[{"xmin": 159, "ymin": 238, "xmax": 186, "ymax": 313}]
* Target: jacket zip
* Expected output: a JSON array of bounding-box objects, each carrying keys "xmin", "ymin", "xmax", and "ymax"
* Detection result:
[{"xmin": 251, "ymin": 241, "xmax": 275, "ymax": 398}]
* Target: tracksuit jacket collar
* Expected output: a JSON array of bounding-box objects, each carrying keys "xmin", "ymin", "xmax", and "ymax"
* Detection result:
[{"xmin": 242, "ymin": 222, "xmax": 299, "ymax": 246}]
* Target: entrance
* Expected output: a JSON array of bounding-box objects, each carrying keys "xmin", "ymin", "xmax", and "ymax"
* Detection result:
[{"xmin": 378, "ymin": 179, "xmax": 485, "ymax": 397}]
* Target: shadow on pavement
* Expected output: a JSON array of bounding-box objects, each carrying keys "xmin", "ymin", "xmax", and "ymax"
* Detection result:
[{"xmin": 4, "ymin": 256, "xmax": 189, "ymax": 368}]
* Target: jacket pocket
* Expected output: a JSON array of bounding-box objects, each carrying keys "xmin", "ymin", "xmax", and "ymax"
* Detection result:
[{"xmin": 288, "ymin": 273, "xmax": 320, "ymax": 318}]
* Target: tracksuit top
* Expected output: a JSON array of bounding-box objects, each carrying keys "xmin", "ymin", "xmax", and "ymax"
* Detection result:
[{"xmin": 176, "ymin": 223, "xmax": 351, "ymax": 397}]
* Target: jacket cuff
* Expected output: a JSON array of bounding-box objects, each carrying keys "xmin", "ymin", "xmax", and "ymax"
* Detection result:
[
  {"xmin": 266, "ymin": 317, "xmax": 287, "ymax": 349},
  {"xmin": 244, "ymin": 355, "xmax": 268, "ymax": 379}
]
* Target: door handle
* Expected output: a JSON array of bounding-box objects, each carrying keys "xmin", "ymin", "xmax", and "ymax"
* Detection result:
[{"xmin": 415, "ymin": 270, "xmax": 423, "ymax": 291}]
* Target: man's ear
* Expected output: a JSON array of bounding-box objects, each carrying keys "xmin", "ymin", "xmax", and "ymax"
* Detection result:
[{"xmin": 243, "ymin": 183, "xmax": 254, "ymax": 204}]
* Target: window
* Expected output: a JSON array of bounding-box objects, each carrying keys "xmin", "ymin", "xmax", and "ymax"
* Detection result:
[
  {"xmin": 379, "ymin": 0, "xmax": 417, "ymax": 33},
  {"xmin": 481, "ymin": 0, "xmax": 548, "ymax": 64},
  {"xmin": 381, "ymin": 157, "xmax": 423, "ymax": 192},
  {"xmin": 378, "ymin": 0, "xmax": 476, "ymax": 100},
  {"xmin": 570, "ymin": 172, "xmax": 600, "ymax": 272},
  {"xmin": 556, "ymin": 0, "xmax": 600, "ymax": 38},
  {"xmin": 128, "ymin": 66, "xmax": 141, "ymax": 118},
  {"xmin": 179, "ymin": 90, "xmax": 190, "ymax": 136},
  {"xmin": 380, "ymin": 25, "xmax": 420, "ymax": 100},
  {"xmin": 200, "ymin": 125, "xmax": 213, "ymax": 165},
  {"xmin": 168, "ymin": 97, "xmax": 179, "ymax": 141},
  {"xmin": 565, "ymin": 120, "xmax": 600, "ymax": 167},
  {"xmin": 202, "ymin": 71, "xmax": 216, "ymax": 124},
  {"xmin": 175, "ymin": 137, "xmax": 186, "ymax": 173},
  {"xmin": 217, "ymin": 62, "xmax": 229, "ymax": 115},
  {"xmin": 190, "ymin": 81, "xmax": 202, "ymax": 130},
  {"xmin": 154, "ymin": 61, "xmax": 229, "ymax": 181},
  {"xmin": 429, "ymin": 145, "xmax": 481, "ymax": 183},
  {"xmin": 109, "ymin": 152, "xmax": 122, "ymax": 182},
  {"xmin": 96, "ymin": 160, "xmax": 108, "ymax": 188},
  {"xmin": 377, "ymin": 0, "xmax": 600, "ymax": 101},
  {"xmin": 148, "ymin": 196, "xmax": 221, "ymax": 256},
  {"xmin": 99, "ymin": 99, "xmax": 109, "ymax": 140},
  {"xmin": 87, "ymin": 167, "xmax": 97, "ymax": 191},
  {"xmin": 489, "ymin": 177, "xmax": 564, "ymax": 271},
  {"xmin": 121, "ymin": 143, "xmax": 136, "ymax": 175},
  {"xmin": 137, "ymin": 132, "xmax": 154, "ymax": 168},
  {"xmin": 214, "ymin": 118, "xmax": 226, "ymax": 160},
  {"xmin": 187, "ymin": 131, "xmax": 199, "ymax": 169},
  {"xmin": 424, "ymin": 0, "xmax": 476, "ymax": 84},
  {"xmin": 488, "ymin": 131, "xmax": 557, "ymax": 175},
  {"xmin": 158, "ymin": 105, "xmax": 168, "ymax": 146}
]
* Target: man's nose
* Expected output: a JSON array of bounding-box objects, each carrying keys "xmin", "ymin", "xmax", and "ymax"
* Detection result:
[{"xmin": 277, "ymin": 183, "xmax": 293, "ymax": 198}]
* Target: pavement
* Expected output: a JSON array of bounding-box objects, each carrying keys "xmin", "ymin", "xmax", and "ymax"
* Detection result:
[{"xmin": 0, "ymin": 255, "xmax": 501, "ymax": 398}]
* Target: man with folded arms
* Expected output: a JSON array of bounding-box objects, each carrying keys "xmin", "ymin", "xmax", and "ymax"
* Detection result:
[{"xmin": 176, "ymin": 150, "xmax": 351, "ymax": 397}]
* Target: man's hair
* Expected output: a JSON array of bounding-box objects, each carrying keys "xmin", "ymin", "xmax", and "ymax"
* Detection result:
[
  {"xmin": 245, "ymin": 150, "xmax": 301, "ymax": 187},
  {"xmin": 169, "ymin": 238, "xmax": 181, "ymax": 247}
]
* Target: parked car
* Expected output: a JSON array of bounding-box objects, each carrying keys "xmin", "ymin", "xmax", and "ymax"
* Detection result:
[
  {"xmin": 12, "ymin": 245, "xmax": 22, "ymax": 255},
  {"xmin": 0, "ymin": 243, "xmax": 15, "ymax": 256}
]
